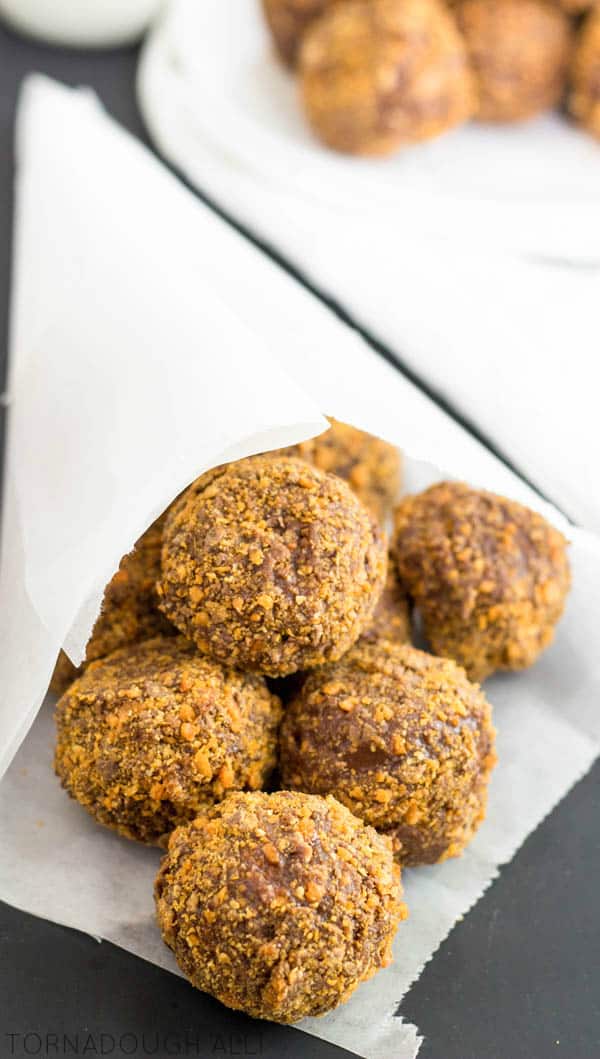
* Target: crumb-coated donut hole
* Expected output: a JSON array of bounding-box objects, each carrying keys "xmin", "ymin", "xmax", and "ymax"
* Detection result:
[
  {"xmin": 299, "ymin": 0, "xmax": 474, "ymax": 156},
  {"xmin": 569, "ymin": 9, "xmax": 600, "ymax": 139},
  {"xmin": 280, "ymin": 641, "xmax": 496, "ymax": 866},
  {"xmin": 278, "ymin": 418, "xmax": 402, "ymax": 523},
  {"xmin": 154, "ymin": 790, "xmax": 406, "ymax": 1023},
  {"xmin": 455, "ymin": 0, "xmax": 573, "ymax": 122},
  {"xmin": 393, "ymin": 481, "xmax": 571, "ymax": 682},
  {"xmin": 54, "ymin": 636, "xmax": 282, "ymax": 845},
  {"xmin": 157, "ymin": 455, "xmax": 387, "ymax": 677}
]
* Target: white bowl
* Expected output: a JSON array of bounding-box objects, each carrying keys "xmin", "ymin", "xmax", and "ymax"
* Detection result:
[{"xmin": 0, "ymin": 0, "xmax": 165, "ymax": 48}]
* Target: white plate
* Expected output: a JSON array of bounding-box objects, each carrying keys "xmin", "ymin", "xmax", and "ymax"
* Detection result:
[{"xmin": 144, "ymin": 0, "xmax": 600, "ymax": 261}]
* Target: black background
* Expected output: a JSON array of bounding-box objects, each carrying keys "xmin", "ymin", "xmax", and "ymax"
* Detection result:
[{"xmin": 0, "ymin": 24, "xmax": 598, "ymax": 1059}]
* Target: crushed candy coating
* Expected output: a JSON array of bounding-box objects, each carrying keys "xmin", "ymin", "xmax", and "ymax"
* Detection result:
[
  {"xmin": 278, "ymin": 418, "xmax": 402, "ymax": 523},
  {"xmin": 455, "ymin": 0, "xmax": 572, "ymax": 122},
  {"xmin": 157, "ymin": 456, "xmax": 387, "ymax": 677},
  {"xmin": 393, "ymin": 481, "xmax": 571, "ymax": 681},
  {"xmin": 280, "ymin": 641, "xmax": 496, "ymax": 866},
  {"xmin": 155, "ymin": 790, "xmax": 406, "ymax": 1022},
  {"xmin": 49, "ymin": 513, "xmax": 174, "ymax": 696},
  {"xmin": 569, "ymin": 8, "xmax": 600, "ymax": 138},
  {"xmin": 268, "ymin": 559, "xmax": 410, "ymax": 705},
  {"xmin": 299, "ymin": 0, "xmax": 474, "ymax": 156},
  {"xmin": 54, "ymin": 636, "xmax": 282, "ymax": 844}
]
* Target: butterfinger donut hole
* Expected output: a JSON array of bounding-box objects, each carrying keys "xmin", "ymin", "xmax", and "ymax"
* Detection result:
[
  {"xmin": 393, "ymin": 481, "xmax": 570, "ymax": 681},
  {"xmin": 455, "ymin": 0, "xmax": 573, "ymax": 123},
  {"xmin": 280, "ymin": 641, "xmax": 496, "ymax": 866},
  {"xmin": 299, "ymin": 0, "xmax": 474, "ymax": 156},
  {"xmin": 157, "ymin": 456, "xmax": 387, "ymax": 677},
  {"xmin": 155, "ymin": 790, "xmax": 406, "ymax": 1022},
  {"xmin": 54, "ymin": 636, "xmax": 282, "ymax": 844}
]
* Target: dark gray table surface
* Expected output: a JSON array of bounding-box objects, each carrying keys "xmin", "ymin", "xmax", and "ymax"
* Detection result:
[{"xmin": 0, "ymin": 24, "xmax": 598, "ymax": 1059}]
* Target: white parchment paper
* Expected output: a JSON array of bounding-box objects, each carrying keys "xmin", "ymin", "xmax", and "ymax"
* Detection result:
[
  {"xmin": 140, "ymin": 0, "xmax": 600, "ymax": 262},
  {"xmin": 1, "ymin": 76, "xmax": 599, "ymax": 1059},
  {"xmin": 0, "ymin": 74, "xmax": 327, "ymax": 779}
]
